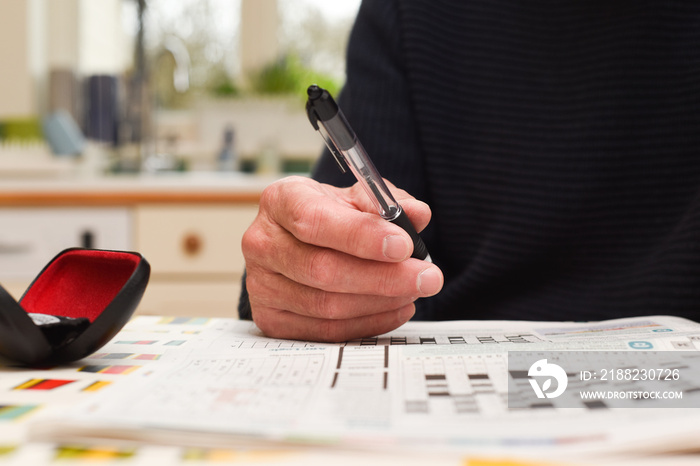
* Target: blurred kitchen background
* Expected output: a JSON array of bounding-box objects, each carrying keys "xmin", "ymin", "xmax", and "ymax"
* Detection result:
[
  {"xmin": 0, "ymin": 0, "xmax": 360, "ymax": 174},
  {"xmin": 0, "ymin": 0, "xmax": 360, "ymax": 317}
]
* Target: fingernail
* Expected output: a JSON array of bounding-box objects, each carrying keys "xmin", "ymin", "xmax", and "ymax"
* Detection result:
[
  {"xmin": 417, "ymin": 266, "xmax": 443, "ymax": 296},
  {"xmin": 383, "ymin": 235, "xmax": 410, "ymax": 260}
]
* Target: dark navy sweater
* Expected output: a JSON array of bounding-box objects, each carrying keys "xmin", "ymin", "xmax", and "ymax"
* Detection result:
[{"xmin": 308, "ymin": 0, "xmax": 700, "ymax": 322}]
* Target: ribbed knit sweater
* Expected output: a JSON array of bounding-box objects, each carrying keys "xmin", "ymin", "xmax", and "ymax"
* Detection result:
[{"xmin": 310, "ymin": 0, "xmax": 700, "ymax": 322}]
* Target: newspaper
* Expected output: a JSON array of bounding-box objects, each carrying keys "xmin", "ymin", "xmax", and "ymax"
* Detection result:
[{"xmin": 31, "ymin": 315, "xmax": 700, "ymax": 459}]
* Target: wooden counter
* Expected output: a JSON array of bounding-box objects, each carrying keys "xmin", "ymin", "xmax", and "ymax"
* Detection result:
[{"xmin": 0, "ymin": 172, "xmax": 279, "ymax": 206}]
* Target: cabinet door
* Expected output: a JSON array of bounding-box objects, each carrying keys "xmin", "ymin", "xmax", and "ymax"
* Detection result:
[
  {"xmin": 0, "ymin": 207, "xmax": 132, "ymax": 281},
  {"xmin": 134, "ymin": 205, "xmax": 258, "ymax": 275},
  {"xmin": 134, "ymin": 204, "xmax": 258, "ymax": 318}
]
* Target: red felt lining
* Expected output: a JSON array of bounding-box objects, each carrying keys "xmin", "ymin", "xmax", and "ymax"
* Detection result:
[{"xmin": 20, "ymin": 250, "xmax": 140, "ymax": 323}]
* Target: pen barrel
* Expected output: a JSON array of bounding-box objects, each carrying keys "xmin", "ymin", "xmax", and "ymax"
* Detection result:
[
  {"xmin": 306, "ymin": 84, "xmax": 431, "ymax": 262},
  {"xmin": 389, "ymin": 208, "xmax": 431, "ymax": 262}
]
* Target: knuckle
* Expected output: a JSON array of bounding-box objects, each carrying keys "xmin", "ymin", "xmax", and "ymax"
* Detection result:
[
  {"xmin": 241, "ymin": 222, "xmax": 271, "ymax": 262},
  {"xmin": 309, "ymin": 292, "xmax": 346, "ymax": 320},
  {"xmin": 260, "ymin": 175, "xmax": 310, "ymax": 221},
  {"xmin": 308, "ymin": 289, "xmax": 332, "ymax": 319},
  {"xmin": 288, "ymin": 197, "xmax": 324, "ymax": 244},
  {"xmin": 251, "ymin": 307, "xmax": 277, "ymax": 337},
  {"xmin": 259, "ymin": 180, "xmax": 283, "ymax": 210},
  {"xmin": 345, "ymin": 225, "xmax": 366, "ymax": 253},
  {"xmin": 374, "ymin": 265, "xmax": 402, "ymax": 297},
  {"xmin": 244, "ymin": 268, "xmax": 265, "ymax": 297},
  {"xmin": 304, "ymin": 248, "xmax": 338, "ymax": 289},
  {"xmin": 240, "ymin": 224, "xmax": 258, "ymax": 255}
]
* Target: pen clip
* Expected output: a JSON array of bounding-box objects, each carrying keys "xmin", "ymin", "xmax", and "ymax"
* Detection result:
[
  {"xmin": 317, "ymin": 124, "xmax": 347, "ymax": 174},
  {"xmin": 306, "ymin": 97, "xmax": 347, "ymax": 174}
]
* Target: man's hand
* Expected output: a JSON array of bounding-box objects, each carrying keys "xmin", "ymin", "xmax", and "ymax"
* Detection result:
[{"xmin": 242, "ymin": 176, "xmax": 443, "ymax": 342}]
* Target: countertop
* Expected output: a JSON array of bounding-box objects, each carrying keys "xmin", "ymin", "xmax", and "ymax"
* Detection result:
[{"xmin": 0, "ymin": 172, "xmax": 286, "ymax": 206}]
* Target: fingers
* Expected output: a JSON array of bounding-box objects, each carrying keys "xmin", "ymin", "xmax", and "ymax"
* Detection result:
[
  {"xmin": 252, "ymin": 303, "xmax": 417, "ymax": 343},
  {"xmin": 261, "ymin": 176, "xmax": 430, "ymax": 262},
  {"xmin": 247, "ymin": 222, "xmax": 442, "ymax": 296},
  {"xmin": 246, "ymin": 267, "xmax": 418, "ymax": 320}
]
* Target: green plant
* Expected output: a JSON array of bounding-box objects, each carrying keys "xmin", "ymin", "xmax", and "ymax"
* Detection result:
[
  {"xmin": 207, "ymin": 68, "xmax": 240, "ymax": 98},
  {"xmin": 251, "ymin": 54, "xmax": 340, "ymax": 97}
]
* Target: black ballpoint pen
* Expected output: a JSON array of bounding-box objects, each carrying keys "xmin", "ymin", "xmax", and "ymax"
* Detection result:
[{"xmin": 305, "ymin": 84, "xmax": 431, "ymax": 262}]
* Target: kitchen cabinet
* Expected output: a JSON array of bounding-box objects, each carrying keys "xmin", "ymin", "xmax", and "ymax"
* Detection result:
[
  {"xmin": 0, "ymin": 207, "xmax": 131, "ymax": 297},
  {"xmin": 0, "ymin": 174, "xmax": 272, "ymax": 317},
  {"xmin": 134, "ymin": 204, "xmax": 258, "ymax": 317}
]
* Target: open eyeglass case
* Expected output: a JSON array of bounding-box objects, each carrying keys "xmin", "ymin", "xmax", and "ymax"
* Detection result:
[{"xmin": 0, "ymin": 248, "xmax": 150, "ymax": 366}]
